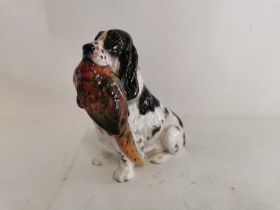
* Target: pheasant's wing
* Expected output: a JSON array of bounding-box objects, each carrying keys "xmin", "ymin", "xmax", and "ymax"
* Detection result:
[
  {"xmin": 74, "ymin": 64, "xmax": 144, "ymax": 164},
  {"xmin": 81, "ymin": 77, "xmax": 128, "ymax": 136}
]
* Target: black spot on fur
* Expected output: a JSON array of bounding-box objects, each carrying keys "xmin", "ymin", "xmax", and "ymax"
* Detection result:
[
  {"xmin": 138, "ymin": 86, "xmax": 160, "ymax": 115},
  {"xmin": 119, "ymin": 152, "xmax": 127, "ymax": 163},
  {"xmin": 122, "ymin": 157, "xmax": 127, "ymax": 163},
  {"xmin": 152, "ymin": 125, "xmax": 161, "ymax": 137},
  {"xmin": 172, "ymin": 111, "xmax": 183, "ymax": 127},
  {"xmin": 183, "ymin": 133, "xmax": 186, "ymax": 146},
  {"xmin": 147, "ymin": 136, "xmax": 150, "ymax": 140},
  {"xmin": 164, "ymin": 107, "xmax": 169, "ymax": 118},
  {"xmin": 175, "ymin": 144, "xmax": 179, "ymax": 153}
]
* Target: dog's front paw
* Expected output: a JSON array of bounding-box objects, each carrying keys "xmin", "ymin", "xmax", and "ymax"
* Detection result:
[{"xmin": 113, "ymin": 166, "xmax": 134, "ymax": 183}]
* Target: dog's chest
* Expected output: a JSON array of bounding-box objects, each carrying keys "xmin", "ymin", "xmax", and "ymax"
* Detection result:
[{"xmin": 127, "ymin": 101, "xmax": 164, "ymax": 144}]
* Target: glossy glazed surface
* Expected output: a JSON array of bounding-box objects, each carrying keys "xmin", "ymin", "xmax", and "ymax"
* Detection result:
[{"xmin": 73, "ymin": 60, "xmax": 143, "ymax": 164}]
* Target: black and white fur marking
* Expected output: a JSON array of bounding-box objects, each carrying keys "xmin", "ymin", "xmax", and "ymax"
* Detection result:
[{"xmin": 85, "ymin": 29, "xmax": 187, "ymax": 182}]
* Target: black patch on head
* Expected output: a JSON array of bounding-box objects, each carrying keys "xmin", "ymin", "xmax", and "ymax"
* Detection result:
[
  {"xmin": 164, "ymin": 107, "xmax": 169, "ymax": 118},
  {"xmin": 104, "ymin": 29, "xmax": 139, "ymax": 100},
  {"xmin": 104, "ymin": 30, "xmax": 125, "ymax": 56},
  {"xmin": 172, "ymin": 111, "xmax": 183, "ymax": 127},
  {"xmin": 152, "ymin": 125, "xmax": 161, "ymax": 137},
  {"xmin": 138, "ymin": 86, "xmax": 160, "ymax": 115}
]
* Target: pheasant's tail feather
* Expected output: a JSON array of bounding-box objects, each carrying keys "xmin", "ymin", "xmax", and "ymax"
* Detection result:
[{"xmin": 115, "ymin": 126, "xmax": 144, "ymax": 165}]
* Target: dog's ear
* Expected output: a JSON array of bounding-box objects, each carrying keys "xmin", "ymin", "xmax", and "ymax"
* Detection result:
[{"xmin": 118, "ymin": 43, "xmax": 139, "ymax": 101}]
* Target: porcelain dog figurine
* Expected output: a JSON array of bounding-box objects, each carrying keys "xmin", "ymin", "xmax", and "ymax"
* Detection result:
[{"xmin": 74, "ymin": 29, "xmax": 186, "ymax": 182}]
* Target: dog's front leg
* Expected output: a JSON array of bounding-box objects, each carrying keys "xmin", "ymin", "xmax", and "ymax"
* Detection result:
[{"xmin": 113, "ymin": 153, "xmax": 135, "ymax": 182}]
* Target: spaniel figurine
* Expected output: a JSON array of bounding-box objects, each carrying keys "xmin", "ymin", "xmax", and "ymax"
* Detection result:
[{"xmin": 76, "ymin": 29, "xmax": 186, "ymax": 182}]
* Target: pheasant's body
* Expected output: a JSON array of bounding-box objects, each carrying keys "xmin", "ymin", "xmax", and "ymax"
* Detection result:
[{"xmin": 73, "ymin": 59, "xmax": 144, "ymax": 164}]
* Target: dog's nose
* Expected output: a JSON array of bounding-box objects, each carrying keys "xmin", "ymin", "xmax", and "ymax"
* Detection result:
[{"xmin": 83, "ymin": 43, "xmax": 95, "ymax": 54}]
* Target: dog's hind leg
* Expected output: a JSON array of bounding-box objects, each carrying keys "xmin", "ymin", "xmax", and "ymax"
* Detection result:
[{"xmin": 149, "ymin": 125, "xmax": 186, "ymax": 164}]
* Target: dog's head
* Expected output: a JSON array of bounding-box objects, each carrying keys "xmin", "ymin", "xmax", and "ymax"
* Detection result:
[{"xmin": 82, "ymin": 29, "xmax": 139, "ymax": 101}]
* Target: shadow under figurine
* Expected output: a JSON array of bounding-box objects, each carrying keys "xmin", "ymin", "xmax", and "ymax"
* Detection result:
[{"xmin": 73, "ymin": 29, "xmax": 186, "ymax": 182}]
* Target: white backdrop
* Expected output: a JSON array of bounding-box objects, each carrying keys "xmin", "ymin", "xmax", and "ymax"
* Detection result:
[
  {"xmin": 1, "ymin": 1, "xmax": 280, "ymax": 210},
  {"xmin": 1, "ymin": 0, "xmax": 280, "ymax": 116}
]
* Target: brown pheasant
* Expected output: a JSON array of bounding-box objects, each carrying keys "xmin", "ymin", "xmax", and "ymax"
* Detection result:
[{"xmin": 73, "ymin": 59, "xmax": 144, "ymax": 164}]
